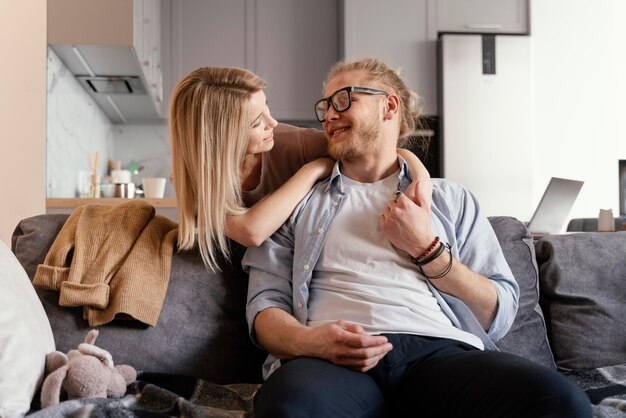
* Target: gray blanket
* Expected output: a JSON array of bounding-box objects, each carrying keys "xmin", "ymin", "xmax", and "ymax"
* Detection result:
[
  {"xmin": 565, "ymin": 364, "xmax": 626, "ymax": 417},
  {"xmin": 27, "ymin": 365, "xmax": 626, "ymax": 417},
  {"xmin": 27, "ymin": 373, "xmax": 260, "ymax": 418}
]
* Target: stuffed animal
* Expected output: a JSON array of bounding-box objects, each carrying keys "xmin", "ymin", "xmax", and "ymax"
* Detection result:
[{"xmin": 40, "ymin": 330, "xmax": 137, "ymax": 408}]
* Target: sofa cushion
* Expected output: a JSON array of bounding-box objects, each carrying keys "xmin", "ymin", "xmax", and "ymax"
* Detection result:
[
  {"xmin": 535, "ymin": 231, "xmax": 626, "ymax": 370},
  {"xmin": 488, "ymin": 216, "xmax": 556, "ymax": 369},
  {"xmin": 0, "ymin": 240, "xmax": 55, "ymax": 418},
  {"xmin": 11, "ymin": 214, "xmax": 267, "ymax": 385}
]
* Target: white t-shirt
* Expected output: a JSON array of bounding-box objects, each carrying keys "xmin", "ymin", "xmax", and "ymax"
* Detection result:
[{"xmin": 307, "ymin": 170, "xmax": 484, "ymax": 349}]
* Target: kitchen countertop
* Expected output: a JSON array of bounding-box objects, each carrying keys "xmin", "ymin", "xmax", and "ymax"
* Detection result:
[{"xmin": 46, "ymin": 197, "xmax": 177, "ymax": 208}]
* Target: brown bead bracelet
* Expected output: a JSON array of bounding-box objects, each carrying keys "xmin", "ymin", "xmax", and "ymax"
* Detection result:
[{"xmin": 413, "ymin": 236, "xmax": 440, "ymax": 264}]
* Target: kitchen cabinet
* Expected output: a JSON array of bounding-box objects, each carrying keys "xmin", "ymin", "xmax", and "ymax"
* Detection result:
[
  {"xmin": 48, "ymin": 0, "xmax": 165, "ymax": 123},
  {"xmin": 171, "ymin": 0, "xmax": 339, "ymax": 121},
  {"xmin": 134, "ymin": 0, "xmax": 164, "ymax": 108},
  {"xmin": 434, "ymin": 0, "xmax": 529, "ymax": 34},
  {"xmin": 341, "ymin": 0, "xmax": 437, "ymax": 115}
]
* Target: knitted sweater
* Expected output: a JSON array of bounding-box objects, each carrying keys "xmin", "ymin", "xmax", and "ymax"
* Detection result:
[{"xmin": 33, "ymin": 200, "xmax": 178, "ymax": 327}]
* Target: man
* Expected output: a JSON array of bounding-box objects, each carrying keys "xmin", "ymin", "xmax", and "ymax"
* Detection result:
[{"xmin": 243, "ymin": 58, "xmax": 591, "ymax": 418}]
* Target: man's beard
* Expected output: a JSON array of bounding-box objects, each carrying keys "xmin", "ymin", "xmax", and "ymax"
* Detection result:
[{"xmin": 328, "ymin": 114, "xmax": 381, "ymax": 162}]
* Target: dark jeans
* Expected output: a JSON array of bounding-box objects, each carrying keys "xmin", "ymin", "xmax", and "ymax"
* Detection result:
[{"xmin": 254, "ymin": 334, "xmax": 592, "ymax": 418}]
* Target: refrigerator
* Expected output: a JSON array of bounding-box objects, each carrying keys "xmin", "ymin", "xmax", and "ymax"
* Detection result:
[{"xmin": 438, "ymin": 34, "xmax": 533, "ymax": 220}]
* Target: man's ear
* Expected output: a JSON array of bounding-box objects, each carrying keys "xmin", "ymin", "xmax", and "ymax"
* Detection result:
[{"xmin": 384, "ymin": 94, "xmax": 400, "ymax": 120}]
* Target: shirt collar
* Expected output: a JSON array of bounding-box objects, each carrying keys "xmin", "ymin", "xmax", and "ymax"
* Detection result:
[{"xmin": 326, "ymin": 155, "xmax": 413, "ymax": 194}]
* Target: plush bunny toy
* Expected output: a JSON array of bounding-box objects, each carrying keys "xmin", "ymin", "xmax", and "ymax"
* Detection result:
[{"xmin": 40, "ymin": 330, "xmax": 137, "ymax": 408}]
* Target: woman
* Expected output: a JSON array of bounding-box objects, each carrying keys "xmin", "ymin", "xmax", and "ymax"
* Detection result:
[{"xmin": 169, "ymin": 66, "xmax": 431, "ymax": 271}]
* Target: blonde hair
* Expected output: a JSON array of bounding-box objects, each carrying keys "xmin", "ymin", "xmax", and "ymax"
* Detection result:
[
  {"xmin": 169, "ymin": 67, "xmax": 266, "ymax": 271},
  {"xmin": 325, "ymin": 58, "xmax": 421, "ymax": 140}
]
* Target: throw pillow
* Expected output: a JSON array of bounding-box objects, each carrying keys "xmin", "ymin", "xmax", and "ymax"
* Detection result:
[
  {"xmin": 0, "ymin": 240, "xmax": 55, "ymax": 418},
  {"xmin": 535, "ymin": 231, "xmax": 626, "ymax": 370},
  {"xmin": 488, "ymin": 216, "xmax": 556, "ymax": 369}
]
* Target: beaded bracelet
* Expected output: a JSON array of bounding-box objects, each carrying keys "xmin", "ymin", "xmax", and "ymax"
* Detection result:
[
  {"xmin": 420, "ymin": 243, "xmax": 453, "ymax": 280},
  {"xmin": 412, "ymin": 241, "xmax": 444, "ymax": 267},
  {"xmin": 412, "ymin": 236, "xmax": 440, "ymax": 264}
]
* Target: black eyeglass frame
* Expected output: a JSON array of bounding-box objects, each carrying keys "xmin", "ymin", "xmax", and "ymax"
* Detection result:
[{"xmin": 314, "ymin": 86, "xmax": 389, "ymax": 122}]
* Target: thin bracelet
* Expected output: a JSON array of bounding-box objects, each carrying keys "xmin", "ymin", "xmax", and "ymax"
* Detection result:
[
  {"xmin": 414, "ymin": 236, "xmax": 440, "ymax": 263},
  {"xmin": 413, "ymin": 241, "xmax": 445, "ymax": 267},
  {"xmin": 420, "ymin": 243, "xmax": 453, "ymax": 280}
]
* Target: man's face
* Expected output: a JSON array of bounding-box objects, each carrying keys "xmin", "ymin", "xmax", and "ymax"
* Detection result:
[{"xmin": 322, "ymin": 70, "xmax": 386, "ymax": 162}]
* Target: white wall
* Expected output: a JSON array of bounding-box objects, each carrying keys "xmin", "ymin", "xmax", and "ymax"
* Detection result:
[
  {"xmin": 531, "ymin": 0, "xmax": 626, "ymax": 220},
  {"xmin": 0, "ymin": 0, "xmax": 46, "ymax": 245}
]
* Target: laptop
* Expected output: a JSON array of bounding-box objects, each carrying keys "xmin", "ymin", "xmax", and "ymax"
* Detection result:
[{"xmin": 526, "ymin": 177, "xmax": 584, "ymax": 237}]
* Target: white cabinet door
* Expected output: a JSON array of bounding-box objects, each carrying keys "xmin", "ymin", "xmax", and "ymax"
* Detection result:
[
  {"xmin": 342, "ymin": 0, "xmax": 437, "ymax": 116},
  {"xmin": 171, "ymin": 0, "xmax": 339, "ymax": 121},
  {"xmin": 255, "ymin": 0, "xmax": 339, "ymax": 120},
  {"xmin": 435, "ymin": 0, "xmax": 529, "ymax": 34},
  {"xmin": 171, "ymin": 0, "xmax": 248, "ymax": 83}
]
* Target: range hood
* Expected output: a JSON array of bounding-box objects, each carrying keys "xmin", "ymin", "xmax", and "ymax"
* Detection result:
[{"xmin": 49, "ymin": 44, "xmax": 163, "ymax": 124}]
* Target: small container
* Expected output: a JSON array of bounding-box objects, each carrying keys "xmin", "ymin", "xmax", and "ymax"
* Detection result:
[
  {"xmin": 111, "ymin": 169, "xmax": 132, "ymax": 184},
  {"xmin": 100, "ymin": 183, "xmax": 115, "ymax": 198},
  {"xmin": 597, "ymin": 209, "xmax": 615, "ymax": 232},
  {"xmin": 113, "ymin": 182, "xmax": 135, "ymax": 198}
]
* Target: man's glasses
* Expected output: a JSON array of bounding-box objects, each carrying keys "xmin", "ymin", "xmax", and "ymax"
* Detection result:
[{"xmin": 314, "ymin": 86, "xmax": 388, "ymax": 122}]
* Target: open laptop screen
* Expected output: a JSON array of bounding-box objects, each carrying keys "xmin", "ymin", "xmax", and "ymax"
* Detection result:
[{"xmin": 526, "ymin": 177, "xmax": 584, "ymax": 236}]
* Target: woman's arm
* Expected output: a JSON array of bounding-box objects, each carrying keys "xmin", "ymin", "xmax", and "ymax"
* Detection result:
[
  {"xmin": 226, "ymin": 157, "xmax": 334, "ymax": 247},
  {"xmin": 397, "ymin": 148, "xmax": 433, "ymax": 210}
]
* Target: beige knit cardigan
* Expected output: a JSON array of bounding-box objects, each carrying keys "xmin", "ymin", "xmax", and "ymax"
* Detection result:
[{"xmin": 33, "ymin": 200, "xmax": 178, "ymax": 327}]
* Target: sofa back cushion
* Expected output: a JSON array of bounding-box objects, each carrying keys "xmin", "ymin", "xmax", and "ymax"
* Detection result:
[
  {"xmin": 488, "ymin": 216, "xmax": 556, "ymax": 369},
  {"xmin": 11, "ymin": 214, "xmax": 267, "ymax": 384},
  {"xmin": 535, "ymin": 231, "xmax": 626, "ymax": 370}
]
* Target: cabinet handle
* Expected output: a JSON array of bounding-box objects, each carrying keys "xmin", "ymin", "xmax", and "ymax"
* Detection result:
[{"xmin": 465, "ymin": 23, "xmax": 503, "ymax": 30}]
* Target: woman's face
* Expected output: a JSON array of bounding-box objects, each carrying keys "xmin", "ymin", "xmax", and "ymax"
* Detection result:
[{"xmin": 246, "ymin": 90, "xmax": 277, "ymax": 156}]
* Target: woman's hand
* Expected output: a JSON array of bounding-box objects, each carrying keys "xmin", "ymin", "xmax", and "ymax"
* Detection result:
[{"xmin": 302, "ymin": 157, "xmax": 335, "ymax": 180}]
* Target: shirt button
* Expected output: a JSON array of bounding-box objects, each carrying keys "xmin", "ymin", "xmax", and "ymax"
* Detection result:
[
  {"xmin": 332, "ymin": 201, "xmax": 339, "ymax": 207},
  {"xmin": 318, "ymin": 228, "xmax": 324, "ymax": 234},
  {"xmin": 303, "ymin": 264, "xmax": 310, "ymax": 270},
  {"xmin": 297, "ymin": 302, "xmax": 303, "ymax": 309}
]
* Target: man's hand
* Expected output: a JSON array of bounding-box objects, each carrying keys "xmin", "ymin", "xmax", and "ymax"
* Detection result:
[
  {"xmin": 301, "ymin": 321, "xmax": 393, "ymax": 372},
  {"xmin": 379, "ymin": 180, "xmax": 435, "ymax": 259},
  {"xmin": 255, "ymin": 308, "xmax": 392, "ymax": 373}
]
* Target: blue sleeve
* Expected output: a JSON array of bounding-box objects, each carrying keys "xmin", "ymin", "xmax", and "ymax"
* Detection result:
[
  {"xmin": 243, "ymin": 218, "xmax": 296, "ymax": 348},
  {"xmin": 433, "ymin": 179, "xmax": 520, "ymax": 342}
]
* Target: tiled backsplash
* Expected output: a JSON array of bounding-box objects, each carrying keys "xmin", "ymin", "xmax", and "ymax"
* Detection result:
[
  {"xmin": 47, "ymin": 47, "xmax": 173, "ymax": 198},
  {"xmin": 111, "ymin": 124, "xmax": 174, "ymax": 198},
  {"xmin": 46, "ymin": 47, "xmax": 113, "ymax": 197}
]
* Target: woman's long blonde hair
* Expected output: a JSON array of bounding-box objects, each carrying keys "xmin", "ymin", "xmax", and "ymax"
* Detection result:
[{"xmin": 169, "ymin": 67, "xmax": 266, "ymax": 271}]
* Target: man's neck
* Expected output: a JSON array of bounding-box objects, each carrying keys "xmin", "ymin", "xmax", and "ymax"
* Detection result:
[{"xmin": 339, "ymin": 149, "xmax": 399, "ymax": 183}]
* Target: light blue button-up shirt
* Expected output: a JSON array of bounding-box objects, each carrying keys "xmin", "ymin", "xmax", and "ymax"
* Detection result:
[{"xmin": 244, "ymin": 158, "xmax": 519, "ymax": 379}]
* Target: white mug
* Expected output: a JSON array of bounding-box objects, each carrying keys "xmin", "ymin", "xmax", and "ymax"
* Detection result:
[{"xmin": 142, "ymin": 177, "xmax": 166, "ymax": 199}]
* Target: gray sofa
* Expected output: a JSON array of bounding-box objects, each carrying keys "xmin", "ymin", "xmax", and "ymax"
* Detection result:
[{"xmin": 10, "ymin": 214, "xmax": 626, "ymax": 417}]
